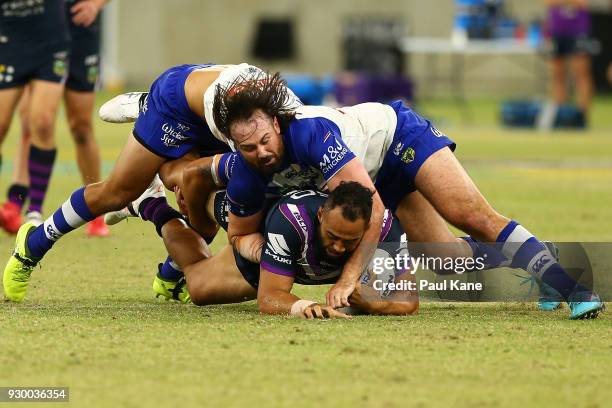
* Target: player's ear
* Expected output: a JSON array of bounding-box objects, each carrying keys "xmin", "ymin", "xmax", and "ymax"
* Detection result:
[
  {"xmin": 317, "ymin": 207, "xmax": 324, "ymax": 223},
  {"xmin": 273, "ymin": 116, "xmax": 280, "ymax": 134}
]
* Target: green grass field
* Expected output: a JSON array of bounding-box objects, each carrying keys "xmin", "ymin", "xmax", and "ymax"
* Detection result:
[{"xmin": 1, "ymin": 95, "xmax": 611, "ymax": 408}]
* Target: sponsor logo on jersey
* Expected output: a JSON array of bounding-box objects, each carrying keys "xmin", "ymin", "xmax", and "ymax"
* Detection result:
[
  {"xmin": 318, "ymin": 139, "xmax": 348, "ymax": 175},
  {"xmin": 401, "ymin": 147, "xmax": 415, "ymax": 164},
  {"xmin": 267, "ymin": 233, "xmax": 291, "ymax": 256},
  {"xmin": 265, "ymin": 233, "xmax": 292, "ymax": 265},
  {"xmin": 431, "ymin": 126, "xmax": 445, "ymax": 137},
  {"xmin": 264, "ymin": 248, "xmax": 292, "ymax": 265},
  {"xmin": 393, "ymin": 142, "xmax": 404, "ymax": 156}
]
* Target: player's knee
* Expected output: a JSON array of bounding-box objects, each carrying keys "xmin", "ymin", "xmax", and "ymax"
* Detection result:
[
  {"xmin": 187, "ymin": 282, "xmax": 213, "ymax": 306},
  {"xmin": 94, "ymin": 181, "xmax": 140, "ymax": 211},
  {"xmin": 30, "ymin": 113, "xmax": 55, "ymax": 141},
  {"xmin": 69, "ymin": 119, "xmax": 93, "ymax": 145}
]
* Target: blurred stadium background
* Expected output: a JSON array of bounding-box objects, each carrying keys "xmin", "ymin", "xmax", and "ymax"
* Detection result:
[{"xmin": 2, "ymin": 1, "xmax": 611, "ymax": 407}]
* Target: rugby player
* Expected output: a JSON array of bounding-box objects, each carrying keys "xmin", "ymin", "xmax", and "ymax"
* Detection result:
[
  {"xmin": 2, "ymin": 63, "xmax": 300, "ymax": 302},
  {"xmin": 0, "ymin": 0, "xmax": 109, "ymax": 235},
  {"xmin": 0, "ymin": 0, "xmax": 70, "ymax": 230},
  {"xmin": 210, "ymin": 72, "xmax": 603, "ymax": 320},
  {"xmin": 111, "ymin": 177, "xmax": 418, "ymax": 318}
]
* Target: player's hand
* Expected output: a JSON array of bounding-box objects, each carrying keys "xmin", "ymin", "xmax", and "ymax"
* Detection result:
[
  {"xmin": 301, "ymin": 303, "xmax": 350, "ymax": 319},
  {"xmin": 174, "ymin": 186, "xmax": 188, "ymax": 216},
  {"xmin": 71, "ymin": 0, "xmax": 103, "ymax": 27},
  {"xmin": 326, "ymin": 278, "xmax": 356, "ymax": 309}
]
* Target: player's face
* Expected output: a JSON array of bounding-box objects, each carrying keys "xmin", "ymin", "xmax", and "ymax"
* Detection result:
[
  {"xmin": 317, "ymin": 206, "xmax": 367, "ymax": 259},
  {"xmin": 230, "ymin": 109, "xmax": 284, "ymax": 176}
]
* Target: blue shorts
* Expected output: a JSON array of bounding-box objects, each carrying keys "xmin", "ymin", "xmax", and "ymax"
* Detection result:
[
  {"xmin": 133, "ymin": 64, "xmax": 229, "ymax": 160},
  {"xmin": 0, "ymin": 46, "xmax": 69, "ymax": 89},
  {"xmin": 375, "ymin": 101, "xmax": 456, "ymax": 212}
]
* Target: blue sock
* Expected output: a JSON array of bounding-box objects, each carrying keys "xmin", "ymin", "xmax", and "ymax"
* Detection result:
[
  {"xmin": 158, "ymin": 256, "xmax": 183, "ymax": 280},
  {"xmin": 27, "ymin": 187, "xmax": 95, "ymax": 259},
  {"xmin": 496, "ymin": 220, "xmax": 584, "ymax": 300},
  {"xmin": 461, "ymin": 236, "xmax": 509, "ymax": 270}
]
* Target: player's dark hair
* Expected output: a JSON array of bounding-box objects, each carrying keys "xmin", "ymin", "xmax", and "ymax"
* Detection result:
[
  {"xmin": 324, "ymin": 182, "xmax": 374, "ymax": 222},
  {"xmin": 213, "ymin": 71, "xmax": 296, "ymax": 138}
]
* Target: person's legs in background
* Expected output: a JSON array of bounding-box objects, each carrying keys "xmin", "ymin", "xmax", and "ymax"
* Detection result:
[{"xmin": 0, "ymin": 87, "xmax": 30, "ymax": 233}]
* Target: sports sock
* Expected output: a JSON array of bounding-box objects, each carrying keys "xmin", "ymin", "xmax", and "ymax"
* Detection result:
[
  {"xmin": 27, "ymin": 187, "xmax": 95, "ymax": 259},
  {"xmin": 461, "ymin": 236, "xmax": 510, "ymax": 271},
  {"xmin": 159, "ymin": 256, "xmax": 183, "ymax": 280},
  {"xmin": 7, "ymin": 184, "xmax": 29, "ymax": 210},
  {"xmin": 27, "ymin": 146, "xmax": 57, "ymax": 213},
  {"xmin": 138, "ymin": 196, "xmax": 182, "ymax": 237},
  {"xmin": 496, "ymin": 220, "xmax": 586, "ymax": 300}
]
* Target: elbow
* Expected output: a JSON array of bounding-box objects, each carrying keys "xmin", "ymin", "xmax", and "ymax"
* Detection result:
[{"xmin": 257, "ymin": 293, "xmax": 275, "ymax": 315}]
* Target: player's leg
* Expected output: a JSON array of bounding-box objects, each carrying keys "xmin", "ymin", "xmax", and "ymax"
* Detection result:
[
  {"xmin": 550, "ymin": 57, "xmax": 567, "ymax": 105},
  {"xmin": 157, "ymin": 150, "xmax": 200, "ymax": 190},
  {"xmin": 570, "ymin": 52, "xmax": 593, "ymax": 115},
  {"xmin": 25, "ymin": 80, "xmax": 64, "ymax": 221},
  {"xmin": 3, "ymin": 133, "xmax": 166, "ymax": 302},
  {"xmin": 162, "ymin": 225, "xmax": 257, "ymax": 306},
  {"xmin": 63, "ymin": 89, "xmax": 109, "ymax": 236},
  {"xmin": 0, "ymin": 86, "xmax": 28, "ymax": 233},
  {"xmin": 64, "ymin": 90, "xmax": 101, "ymax": 185},
  {"xmin": 413, "ymin": 147, "xmax": 602, "ymax": 318},
  {"xmin": 0, "ymin": 87, "xmax": 24, "ymax": 147}
]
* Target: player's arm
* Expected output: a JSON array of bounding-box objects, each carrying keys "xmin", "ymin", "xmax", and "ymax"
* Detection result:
[
  {"xmin": 294, "ymin": 119, "xmax": 385, "ymax": 308},
  {"xmin": 349, "ymin": 271, "xmax": 419, "ymax": 315},
  {"xmin": 257, "ymin": 268, "xmax": 349, "ymax": 319},
  {"xmin": 228, "ymin": 212, "xmax": 264, "ymax": 263},
  {"xmin": 325, "ymin": 159, "xmax": 385, "ymax": 308},
  {"xmin": 180, "ymin": 155, "xmax": 226, "ymax": 240},
  {"xmin": 225, "ymin": 158, "xmax": 268, "ymax": 263}
]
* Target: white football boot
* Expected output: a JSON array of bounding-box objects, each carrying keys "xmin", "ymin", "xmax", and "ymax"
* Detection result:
[
  {"xmin": 104, "ymin": 175, "xmax": 165, "ymax": 225},
  {"xmin": 98, "ymin": 92, "xmax": 148, "ymax": 123}
]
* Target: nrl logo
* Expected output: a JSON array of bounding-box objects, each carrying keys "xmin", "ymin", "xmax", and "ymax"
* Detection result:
[{"xmin": 401, "ymin": 147, "xmax": 415, "ymax": 164}]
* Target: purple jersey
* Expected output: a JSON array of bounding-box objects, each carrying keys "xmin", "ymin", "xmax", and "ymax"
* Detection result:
[
  {"xmin": 547, "ymin": 5, "xmax": 590, "ymax": 37},
  {"xmin": 260, "ymin": 190, "xmax": 401, "ymax": 285}
]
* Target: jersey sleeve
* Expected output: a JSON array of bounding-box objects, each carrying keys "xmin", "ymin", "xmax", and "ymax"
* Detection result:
[
  {"xmin": 289, "ymin": 118, "xmax": 355, "ymax": 181},
  {"xmin": 225, "ymin": 156, "xmax": 267, "ymax": 217},
  {"xmin": 215, "ymin": 152, "xmax": 238, "ymax": 186},
  {"xmin": 260, "ymin": 205, "xmax": 303, "ymax": 278}
]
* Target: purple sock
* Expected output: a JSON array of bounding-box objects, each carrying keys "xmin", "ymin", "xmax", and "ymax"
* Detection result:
[
  {"xmin": 27, "ymin": 146, "xmax": 57, "ymax": 213},
  {"xmin": 138, "ymin": 197, "xmax": 182, "ymax": 236},
  {"xmin": 7, "ymin": 184, "xmax": 29, "ymax": 210}
]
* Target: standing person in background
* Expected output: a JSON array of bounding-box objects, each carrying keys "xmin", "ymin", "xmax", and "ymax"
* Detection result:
[
  {"xmin": 0, "ymin": 0, "xmax": 109, "ymax": 236},
  {"xmin": 544, "ymin": 0, "xmax": 594, "ymax": 124},
  {"xmin": 0, "ymin": 0, "xmax": 70, "ymax": 233}
]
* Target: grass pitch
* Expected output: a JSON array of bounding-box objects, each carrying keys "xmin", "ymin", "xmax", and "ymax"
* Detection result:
[{"xmin": 1, "ymin": 95, "xmax": 611, "ymax": 408}]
